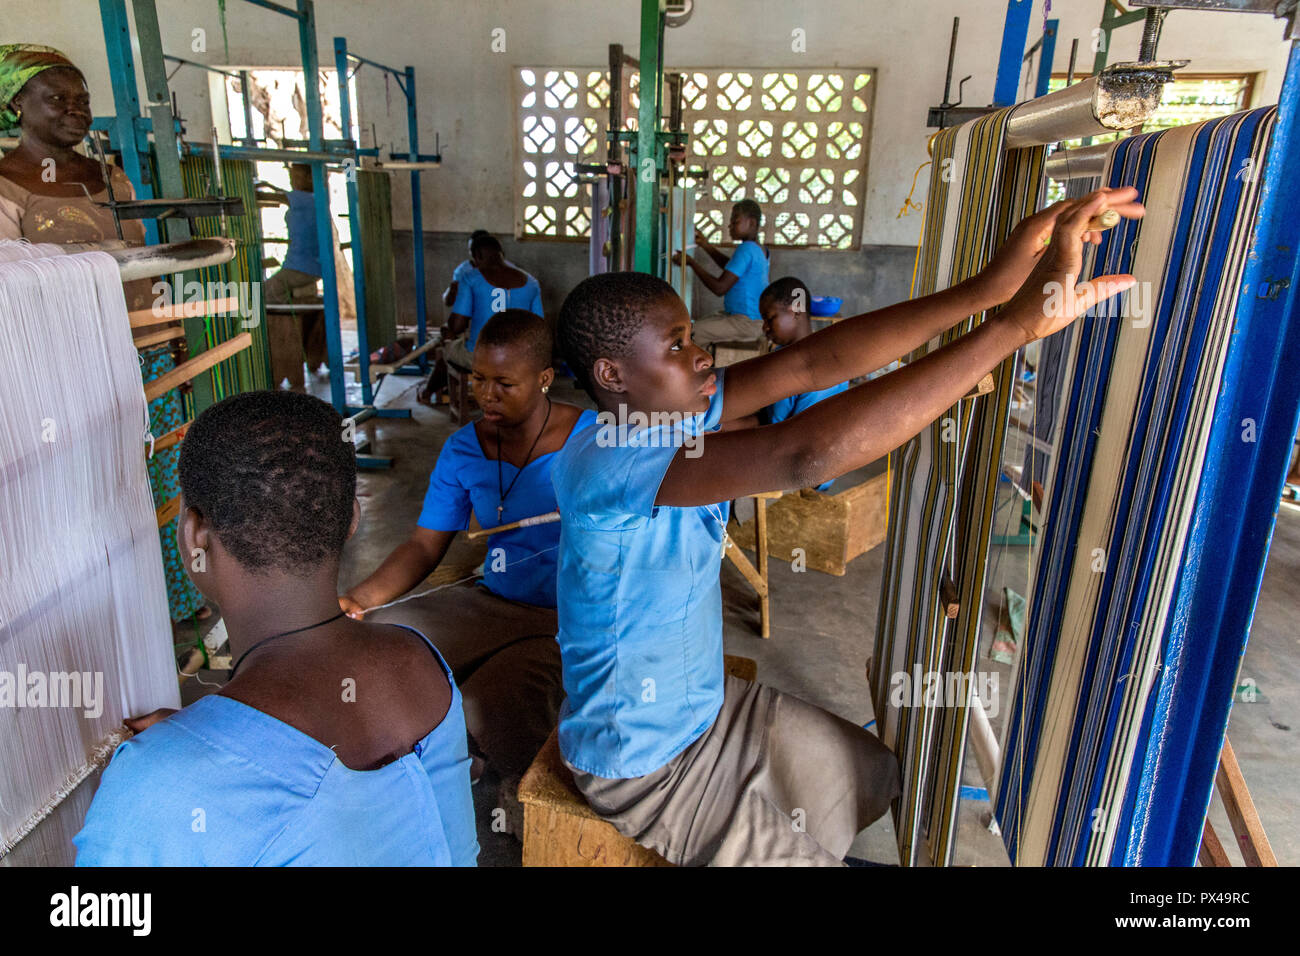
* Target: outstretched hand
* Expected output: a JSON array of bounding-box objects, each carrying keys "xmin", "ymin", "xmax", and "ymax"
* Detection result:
[
  {"xmin": 999, "ymin": 187, "xmax": 1145, "ymax": 345},
  {"xmin": 977, "ymin": 186, "xmax": 1144, "ymax": 307}
]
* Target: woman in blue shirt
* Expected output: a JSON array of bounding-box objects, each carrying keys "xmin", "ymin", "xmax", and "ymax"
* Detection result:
[
  {"xmin": 551, "ymin": 186, "xmax": 1142, "ymax": 864},
  {"xmin": 343, "ymin": 309, "xmax": 594, "ymax": 781},
  {"xmin": 442, "ymin": 234, "xmax": 543, "ymax": 370},
  {"xmin": 75, "ymin": 391, "xmax": 478, "ymax": 866}
]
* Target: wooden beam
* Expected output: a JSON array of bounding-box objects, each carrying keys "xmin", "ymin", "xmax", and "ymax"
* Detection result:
[
  {"xmin": 151, "ymin": 422, "xmax": 189, "ymax": 455},
  {"xmin": 1215, "ymin": 738, "xmax": 1277, "ymax": 866},
  {"xmin": 1198, "ymin": 819, "xmax": 1231, "ymax": 867},
  {"xmin": 156, "ymin": 495, "xmax": 180, "ymax": 528},
  {"xmin": 144, "ymin": 333, "xmax": 252, "ymax": 402},
  {"xmin": 133, "ymin": 325, "xmax": 186, "ymax": 349},
  {"xmin": 128, "ymin": 296, "xmax": 240, "ymax": 328},
  {"xmin": 724, "ymin": 537, "xmax": 768, "ymax": 598}
]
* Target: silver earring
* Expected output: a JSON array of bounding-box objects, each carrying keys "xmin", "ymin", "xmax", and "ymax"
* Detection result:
[{"xmin": 542, "ymin": 385, "xmax": 549, "ymax": 394}]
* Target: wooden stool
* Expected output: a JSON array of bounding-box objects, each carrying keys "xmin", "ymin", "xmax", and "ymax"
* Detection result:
[
  {"xmin": 446, "ymin": 359, "xmax": 475, "ymax": 424},
  {"xmin": 517, "ymin": 654, "xmax": 757, "ymax": 867}
]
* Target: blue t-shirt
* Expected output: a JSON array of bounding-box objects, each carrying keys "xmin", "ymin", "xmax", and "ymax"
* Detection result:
[
  {"xmin": 451, "ymin": 269, "xmax": 544, "ymax": 351},
  {"xmin": 74, "ymin": 630, "xmax": 478, "ymax": 866},
  {"xmin": 282, "ymin": 190, "xmax": 322, "ymax": 276},
  {"xmin": 551, "ymin": 372, "xmax": 730, "ymax": 778},
  {"xmin": 722, "ymin": 240, "xmax": 769, "ymax": 320},
  {"xmin": 451, "ymin": 258, "xmax": 474, "ymax": 283},
  {"xmin": 418, "ymin": 410, "xmax": 599, "ymax": 608},
  {"xmin": 761, "ymin": 379, "xmax": 851, "ymax": 492}
]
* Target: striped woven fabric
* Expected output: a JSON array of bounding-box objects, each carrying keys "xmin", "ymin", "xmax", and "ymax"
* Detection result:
[
  {"xmin": 995, "ymin": 107, "xmax": 1276, "ymax": 866},
  {"xmin": 178, "ymin": 155, "xmax": 272, "ymax": 401},
  {"xmin": 871, "ymin": 107, "xmax": 1045, "ymax": 867}
]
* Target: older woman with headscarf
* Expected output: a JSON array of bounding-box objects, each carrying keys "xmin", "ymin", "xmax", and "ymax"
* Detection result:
[{"xmin": 0, "ymin": 43, "xmax": 207, "ymax": 624}]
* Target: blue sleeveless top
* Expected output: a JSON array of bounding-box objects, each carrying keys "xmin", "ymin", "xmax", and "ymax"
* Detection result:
[{"xmin": 74, "ymin": 628, "xmax": 478, "ymax": 866}]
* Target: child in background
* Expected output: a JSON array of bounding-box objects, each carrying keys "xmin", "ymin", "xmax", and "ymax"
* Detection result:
[
  {"xmin": 688, "ymin": 198, "xmax": 769, "ymax": 347},
  {"xmin": 75, "ymin": 391, "xmax": 478, "ymax": 866},
  {"xmin": 758, "ymin": 276, "xmax": 850, "ymax": 491},
  {"xmin": 551, "ymin": 188, "xmax": 1143, "ymax": 865}
]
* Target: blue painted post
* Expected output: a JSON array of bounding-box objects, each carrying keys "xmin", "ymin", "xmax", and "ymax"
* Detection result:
[
  {"xmin": 296, "ymin": 0, "xmax": 347, "ymax": 414},
  {"xmin": 1123, "ymin": 42, "xmax": 1300, "ymax": 866},
  {"xmin": 334, "ymin": 38, "xmax": 374, "ymax": 407},
  {"xmin": 992, "ymin": 0, "xmax": 1034, "ymax": 107},
  {"xmin": 406, "ymin": 65, "xmax": 429, "ymax": 368},
  {"xmin": 1035, "ymin": 19, "xmax": 1059, "ymax": 99},
  {"xmin": 98, "ymin": 0, "xmax": 160, "ymax": 244}
]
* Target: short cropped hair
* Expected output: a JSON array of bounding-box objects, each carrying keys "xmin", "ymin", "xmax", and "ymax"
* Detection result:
[
  {"xmin": 734, "ymin": 198, "xmax": 763, "ymax": 225},
  {"xmin": 760, "ymin": 276, "xmax": 810, "ymax": 312},
  {"xmin": 475, "ymin": 308, "xmax": 554, "ymax": 371},
  {"xmin": 470, "ymin": 234, "xmax": 503, "ymax": 258},
  {"xmin": 178, "ymin": 390, "xmax": 356, "ymax": 574},
  {"xmin": 557, "ymin": 271, "xmax": 676, "ymax": 395},
  {"xmin": 470, "ymin": 229, "xmax": 491, "ymax": 241}
]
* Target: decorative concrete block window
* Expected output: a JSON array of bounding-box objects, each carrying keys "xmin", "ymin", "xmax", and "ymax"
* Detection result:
[{"xmin": 514, "ymin": 67, "xmax": 876, "ymax": 249}]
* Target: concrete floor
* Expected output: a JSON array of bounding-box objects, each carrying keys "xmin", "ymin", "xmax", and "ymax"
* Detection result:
[{"xmin": 179, "ymin": 364, "xmax": 1299, "ymax": 867}]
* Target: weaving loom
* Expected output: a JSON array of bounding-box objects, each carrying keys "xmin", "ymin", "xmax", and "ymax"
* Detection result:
[
  {"xmin": 0, "ymin": 241, "xmax": 179, "ymax": 866},
  {"xmin": 874, "ymin": 92, "xmax": 1284, "ymax": 866},
  {"xmin": 871, "ymin": 107, "xmax": 1046, "ymax": 868},
  {"xmin": 995, "ymin": 107, "xmax": 1276, "ymax": 866}
]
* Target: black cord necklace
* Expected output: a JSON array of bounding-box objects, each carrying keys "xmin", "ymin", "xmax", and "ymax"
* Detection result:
[
  {"xmin": 497, "ymin": 397, "xmax": 552, "ymax": 523},
  {"xmin": 228, "ymin": 610, "xmax": 347, "ymax": 678}
]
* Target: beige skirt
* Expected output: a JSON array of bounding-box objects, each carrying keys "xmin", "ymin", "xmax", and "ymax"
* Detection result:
[{"xmin": 565, "ymin": 675, "xmax": 901, "ymax": 866}]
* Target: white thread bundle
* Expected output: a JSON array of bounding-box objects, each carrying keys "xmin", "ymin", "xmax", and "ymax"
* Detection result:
[{"xmin": 0, "ymin": 241, "xmax": 179, "ymax": 864}]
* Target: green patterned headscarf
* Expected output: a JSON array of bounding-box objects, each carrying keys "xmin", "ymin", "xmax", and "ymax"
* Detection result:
[{"xmin": 0, "ymin": 44, "xmax": 81, "ymax": 130}]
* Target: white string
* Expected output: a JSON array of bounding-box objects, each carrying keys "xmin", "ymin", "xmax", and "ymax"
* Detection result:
[
  {"xmin": 362, "ymin": 543, "xmax": 561, "ymax": 613},
  {"xmin": 0, "ymin": 241, "xmax": 179, "ymax": 864}
]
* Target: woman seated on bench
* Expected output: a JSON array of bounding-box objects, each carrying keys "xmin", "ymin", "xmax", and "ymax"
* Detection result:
[{"xmin": 422, "ymin": 235, "xmax": 543, "ymax": 404}]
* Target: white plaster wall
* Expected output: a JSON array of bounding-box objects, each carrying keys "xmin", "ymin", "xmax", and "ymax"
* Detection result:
[{"xmin": 5, "ymin": 0, "xmax": 1292, "ymax": 245}]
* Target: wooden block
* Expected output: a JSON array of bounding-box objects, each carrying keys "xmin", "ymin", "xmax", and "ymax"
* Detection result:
[
  {"xmin": 517, "ymin": 654, "xmax": 756, "ymax": 867},
  {"xmin": 730, "ymin": 471, "xmax": 888, "ymax": 576},
  {"xmin": 939, "ymin": 575, "xmax": 960, "ymax": 619}
]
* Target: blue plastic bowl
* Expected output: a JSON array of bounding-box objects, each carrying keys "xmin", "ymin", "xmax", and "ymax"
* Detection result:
[{"xmin": 810, "ymin": 295, "xmax": 842, "ymax": 317}]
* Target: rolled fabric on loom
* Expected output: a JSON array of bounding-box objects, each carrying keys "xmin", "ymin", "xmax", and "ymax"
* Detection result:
[
  {"xmin": 875, "ymin": 74, "xmax": 1283, "ymax": 865},
  {"xmin": 996, "ymin": 107, "xmax": 1277, "ymax": 867},
  {"xmin": 0, "ymin": 241, "xmax": 179, "ymax": 866}
]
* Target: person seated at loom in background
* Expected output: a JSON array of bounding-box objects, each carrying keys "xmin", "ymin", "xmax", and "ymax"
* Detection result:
[
  {"xmin": 721, "ymin": 276, "xmax": 850, "ymax": 492},
  {"xmin": 551, "ymin": 187, "xmax": 1143, "ymax": 866},
  {"xmin": 258, "ymin": 162, "xmax": 328, "ymax": 390},
  {"xmin": 422, "ymin": 233, "xmax": 543, "ymax": 405},
  {"xmin": 341, "ymin": 309, "xmax": 595, "ymax": 786},
  {"xmin": 686, "ymin": 198, "xmax": 770, "ymax": 348},
  {"xmin": 74, "ymin": 391, "xmax": 478, "ymax": 866},
  {"xmin": 442, "ymin": 228, "xmax": 492, "ymax": 308}
]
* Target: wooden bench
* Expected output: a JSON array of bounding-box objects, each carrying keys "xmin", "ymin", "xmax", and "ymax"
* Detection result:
[{"xmin": 517, "ymin": 654, "xmax": 757, "ymax": 867}]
